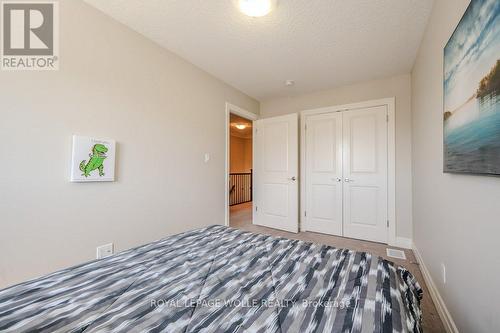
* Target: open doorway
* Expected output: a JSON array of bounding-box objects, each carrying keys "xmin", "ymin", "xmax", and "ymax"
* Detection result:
[
  {"xmin": 224, "ymin": 103, "xmax": 257, "ymax": 228},
  {"xmin": 229, "ymin": 113, "xmax": 253, "ymax": 228}
]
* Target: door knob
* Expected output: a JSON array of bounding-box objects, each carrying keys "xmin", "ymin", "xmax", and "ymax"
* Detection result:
[
  {"xmin": 333, "ymin": 178, "xmax": 342, "ymax": 182},
  {"xmin": 289, "ymin": 176, "xmax": 297, "ymax": 181},
  {"xmin": 345, "ymin": 178, "xmax": 353, "ymax": 182}
]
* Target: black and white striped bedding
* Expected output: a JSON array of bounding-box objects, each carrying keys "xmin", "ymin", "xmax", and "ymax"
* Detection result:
[{"xmin": 0, "ymin": 225, "xmax": 422, "ymax": 332}]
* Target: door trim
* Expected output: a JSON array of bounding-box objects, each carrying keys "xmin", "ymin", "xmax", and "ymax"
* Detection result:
[
  {"xmin": 225, "ymin": 102, "xmax": 258, "ymax": 227},
  {"xmin": 299, "ymin": 97, "xmax": 397, "ymax": 246}
]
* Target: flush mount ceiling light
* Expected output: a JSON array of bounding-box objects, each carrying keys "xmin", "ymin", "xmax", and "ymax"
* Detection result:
[
  {"xmin": 235, "ymin": 124, "xmax": 247, "ymax": 130},
  {"xmin": 238, "ymin": 0, "xmax": 276, "ymax": 17}
]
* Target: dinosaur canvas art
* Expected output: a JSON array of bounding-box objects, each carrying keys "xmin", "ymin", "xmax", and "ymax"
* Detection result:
[
  {"xmin": 80, "ymin": 144, "xmax": 108, "ymax": 177},
  {"xmin": 70, "ymin": 136, "xmax": 116, "ymax": 182}
]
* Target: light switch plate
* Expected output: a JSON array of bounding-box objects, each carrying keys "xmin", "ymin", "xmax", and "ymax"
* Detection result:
[{"xmin": 96, "ymin": 243, "xmax": 114, "ymax": 259}]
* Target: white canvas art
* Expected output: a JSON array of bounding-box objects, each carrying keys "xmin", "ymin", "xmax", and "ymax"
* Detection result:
[{"xmin": 70, "ymin": 136, "xmax": 116, "ymax": 182}]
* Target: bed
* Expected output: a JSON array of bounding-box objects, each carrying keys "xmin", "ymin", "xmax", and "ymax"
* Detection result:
[{"xmin": 0, "ymin": 225, "xmax": 422, "ymax": 332}]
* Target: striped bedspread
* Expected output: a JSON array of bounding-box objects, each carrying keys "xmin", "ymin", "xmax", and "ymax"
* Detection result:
[{"xmin": 0, "ymin": 225, "xmax": 422, "ymax": 332}]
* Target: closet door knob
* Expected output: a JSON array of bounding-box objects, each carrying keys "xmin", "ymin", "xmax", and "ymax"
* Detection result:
[
  {"xmin": 345, "ymin": 178, "xmax": 353, "ymax": 182},
  {"xmin": 289, "ymin": 176, "xmax": 297, "ymax": 181},
  {"xmin": 333, "ymin": 178, "xmax": 342, "ymax": 182}
]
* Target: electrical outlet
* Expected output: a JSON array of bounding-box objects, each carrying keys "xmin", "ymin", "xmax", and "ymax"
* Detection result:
[
  {"xmin": 441, "ymin": 263, "xmax": 446, "ymax": 284},
  {"xmin": 96, "ymin": 243, "xmax": 114, "ymax": 259}
]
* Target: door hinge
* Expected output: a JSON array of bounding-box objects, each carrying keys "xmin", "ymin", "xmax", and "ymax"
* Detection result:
[
  {"xmin": 305, "ymin": 124, "xmax": 307, "ymax": 130},
  {"xmin": 386, "ymin": 115, "xmax": 389, "ymax": 122},
  {"xmin": 387, "ymin": 220, "xmax": 389, "ymax": 228},
  {"xmin": 255, "ymin": 206, "xmax": 258, "ymax": 212},
  {"xmin": 304, "ymin": 211, "xmax": 307, "ymax": 217}
]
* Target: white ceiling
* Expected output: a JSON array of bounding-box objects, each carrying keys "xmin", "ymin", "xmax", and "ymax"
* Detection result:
[{"xmin": 84, "ymin": 0, "xmax": 434, "ymax": 101}]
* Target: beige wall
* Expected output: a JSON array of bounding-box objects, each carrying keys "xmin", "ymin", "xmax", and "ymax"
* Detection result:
[
  {"xmin": 261, "ymin": 74, "xmax": 413, "ymax": 240},
  {"xmin": 230, "ymin": 136, "xmax": 252, "ymax": 173},
  {"xmin": 411, "ymin": 0, "xmax": 500, "ymax": 331},
  {"xmin": 0, "ymin": 0, "xmax": 259, "ymax": 288}
]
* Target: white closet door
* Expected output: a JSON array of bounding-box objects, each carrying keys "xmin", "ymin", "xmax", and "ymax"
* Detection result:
[
  {"xmin": 304, "ymin": 113, "xmax": 343, "ymax": 235},
  {"xmin": 342, "ymin": 106, "xmax": 388, "ymax": 243},
  {"xmin": 254, "ymin": 113, "xmax": 299, "ymax": 233}
]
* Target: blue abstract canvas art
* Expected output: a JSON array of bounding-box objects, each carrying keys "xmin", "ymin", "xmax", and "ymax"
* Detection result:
[{"xmin": 444, "ymin": 0, "xmax": 500, "ymax": 175}]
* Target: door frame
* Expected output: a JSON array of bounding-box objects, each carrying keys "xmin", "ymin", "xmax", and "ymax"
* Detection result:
[
  {"xmin": 225, "ymin": 102, "xmax": 258, "ymax": 227},
  {"xmin": 299, "ymin": 97, "xmax": 397, "ymax": 246}
]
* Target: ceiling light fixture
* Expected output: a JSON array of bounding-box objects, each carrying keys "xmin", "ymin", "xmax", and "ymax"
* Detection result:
[
  {"xmin": 235, "ymin": 124, "xmax": 247, "ymax": 130},
  {"xmin": 238, "ymin": 0, "xmax": 275, "ymax": 17}
]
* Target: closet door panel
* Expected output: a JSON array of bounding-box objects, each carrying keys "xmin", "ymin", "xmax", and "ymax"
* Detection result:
[
  {"xmin": 342, "ymin": 106, "xmax": 388, "ymax": 243},
  {"xmin": 304, "ymin": 113, "xmax": 343, "ymax": 235}
]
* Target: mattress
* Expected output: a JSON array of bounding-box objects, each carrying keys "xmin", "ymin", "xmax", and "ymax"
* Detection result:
[{"xmin": 0, "ymin": 225, "xmax": 422, "ymax": 332}]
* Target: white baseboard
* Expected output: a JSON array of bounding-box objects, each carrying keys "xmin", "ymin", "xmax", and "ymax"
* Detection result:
[
  {"xmin": 393, "ymin": 237, "xmax": 412, "ymax": 249},
  {"xmin": 412, "ymin": 243, "xmax": 459, "ymax": 333}
]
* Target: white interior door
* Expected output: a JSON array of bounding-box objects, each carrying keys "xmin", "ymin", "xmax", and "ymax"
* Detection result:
[
  {"xmin": 342, "ymin": 106, "xmax": 388, "ymax": 243},
  {"xmin": 304, "ymin": 113, "xmax": 343, "ymax": 235},
  {"xmin": 254, "ymin": 113, "xmax": 298, "ymax": 233}
]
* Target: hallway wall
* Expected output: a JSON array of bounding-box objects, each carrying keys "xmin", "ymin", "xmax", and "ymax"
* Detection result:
[{"xmin": 230, "ymin": 136, "xmax": 252, "ymax": 173}]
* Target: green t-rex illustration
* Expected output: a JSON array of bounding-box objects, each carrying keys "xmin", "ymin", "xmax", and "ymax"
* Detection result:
[{"xmin": 80, "ymin": 144, "xmax": 108, "ymax": 177}]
